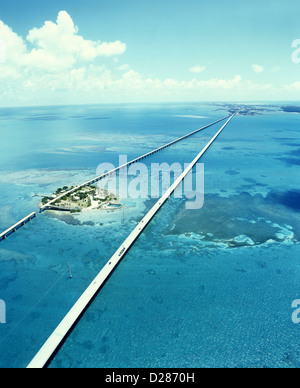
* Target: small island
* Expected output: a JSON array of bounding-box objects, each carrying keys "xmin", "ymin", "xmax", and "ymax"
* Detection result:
[{"xmin": 41, "ymin": 185, "xmax": 122, "ymax": 213}]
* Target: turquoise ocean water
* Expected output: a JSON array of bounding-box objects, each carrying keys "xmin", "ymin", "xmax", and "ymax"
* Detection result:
[{"xmin": 0, "ymin": 103, "xmax": 299, "ymax": 368}]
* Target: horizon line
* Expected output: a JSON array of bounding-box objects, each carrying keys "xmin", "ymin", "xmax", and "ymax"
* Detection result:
[{"xmin": 0, "ymin": 100, "xmax": 299, "ymax": 110}]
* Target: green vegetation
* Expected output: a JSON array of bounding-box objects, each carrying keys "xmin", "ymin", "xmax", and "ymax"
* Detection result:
[
  {"xmin": 41, "ymin": 197, "xmax": 52, "ymax": 204},
  {"xmin": 41, "ymin": 185, "xmax": 120, "ymax": 213}
]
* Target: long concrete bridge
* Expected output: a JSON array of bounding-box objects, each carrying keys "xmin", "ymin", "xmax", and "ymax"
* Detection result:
[
  {"xmin": 27, "ymin": 114, "xmax": 235, "ymax": 368},
  {"xmin": 39, "ymin": 115, "xmax": 231, "ymax": 213},
  {"xmin": 0, "ymin": 114, "xmax": 230, "ymax": 243}
]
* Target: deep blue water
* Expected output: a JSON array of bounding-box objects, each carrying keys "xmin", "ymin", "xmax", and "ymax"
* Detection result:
[{"xmin": 0, "ymin": 103, "xmax": 300, "ymax": 368}]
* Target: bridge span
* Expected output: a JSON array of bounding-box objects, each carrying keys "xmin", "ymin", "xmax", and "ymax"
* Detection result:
[
  {"xmin": 39, "ymin": 115, "xmax": 230, "ymax": 213},
  {"xmin": 0, "ymin": 212, "xmax": 37, "ymax": 241},
  {"xmin": 0, "ymin": 114, "xmax": 230, "ymax": 243},
  {"xmin": 27, "ymin": 114, "xmax": 235, "ymax": 368}
]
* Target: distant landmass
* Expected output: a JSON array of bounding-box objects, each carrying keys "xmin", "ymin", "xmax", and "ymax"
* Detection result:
[
  {"xmin": 281, "ymin": 106, "xmax": 300, "ymax": 113},
  {"xmin": 213, "ymin": 103, "xmax": 279, "ymax": 116}
]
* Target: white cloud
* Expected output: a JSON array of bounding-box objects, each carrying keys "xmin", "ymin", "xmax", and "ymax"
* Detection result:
[
  {"xmin": 23, "ymin": 11, "xmax": 126, "ymax": 71},
  {"xmin": 190, "ymin": 65, "xmax": 206, "ymax": 73},
  {"xmin": 0, "ymin": 20, "xmax": 27, "ymax": 65},
  {"xmin": 118, "ymin": 64, "xmax": 130, "ymax": 71},
  {"xmin": 0, "ymin": 11, "xmax": 278, "ymax": 105},
  {"xmin": 111, "ymin": 73, "xmax": 243, "ymax": 96},
  {"xmin": 284, "ymin": 81, "xmax": 300, "ymax": 91},
  {"xmin": 199, "ymin": 75, "xmax": 242, "ymax": 89},
  {"xmin": 0, "ymin": 39, "xmax": 6, "ymax": 63},
  {"xmin": 0, "ymin": 11, "xmax": 126, "ymax": 73},
  {"xmin": 252, "ymin": 64, "xmax": 264, "ymax": 73}
]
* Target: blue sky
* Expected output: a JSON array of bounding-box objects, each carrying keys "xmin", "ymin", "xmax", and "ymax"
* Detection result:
[{"xmin": 0, "ymin": 0, "xmax": 300, "ymax": 106}]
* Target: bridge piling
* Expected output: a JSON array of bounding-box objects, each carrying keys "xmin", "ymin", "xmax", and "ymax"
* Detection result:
[{"xmin": 0, "ymin": 212, "xmax": 37, "ymax": 242}]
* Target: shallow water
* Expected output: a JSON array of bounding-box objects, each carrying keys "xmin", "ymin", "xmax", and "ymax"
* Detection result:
[{"xmin": 0, "ymin": 103, "xmax": 299, "ymax": 368}]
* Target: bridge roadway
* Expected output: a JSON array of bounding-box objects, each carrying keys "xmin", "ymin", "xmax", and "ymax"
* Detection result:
[
  {"xmin": 27, "ymin": 114, "xmax": 235, "ymax": 368},
  {"xmin": 0, "ymin": 212, "xmax": 37, "ymax": 241},
  {"xmin": 39, "ymin": 115, "xmax": 230, "ymax": 212},
  {"xmin": 0, "ymin": 115, "xmax": 229, "ymax": 241}
]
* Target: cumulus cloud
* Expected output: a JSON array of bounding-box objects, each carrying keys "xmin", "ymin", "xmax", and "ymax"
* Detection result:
[
  {"xmin": 118, "ymin": 64, "xmax": 130, "ymax": 71},
  {"xmin": 252, "ymin": 64, "xmax": 264, "ymax": 73},
  {"xmin": 112, "ymin": 73, "xmax": 243, "ymax": 95},
  {"xmin": 0, "ymin": 11, "xmax": 276, "ymax": 105},
  {"xmin": 0, "ymin": 39, "xmax": 6, "ymax": 63},
  {"xmin": 284, "ymin": 81, "xmax": 300, "ymax": 91},
  {"xmin": 0, "ymin": 11, "xmax": 127, "ymax": 104},
  {"xmin": 0, "ymin": 20, "xmax": 27, "ymax": 65},
  {"xmin": 0, "ymin": 11, "xmax": 126, "ymax": 73},
  {"xmin": 23, "ymin": 11, "xmax": 126, "ymax": 71},
  {"xmin": 190, "ymin": 65, "xmax": 206, "ymax": 73}
]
